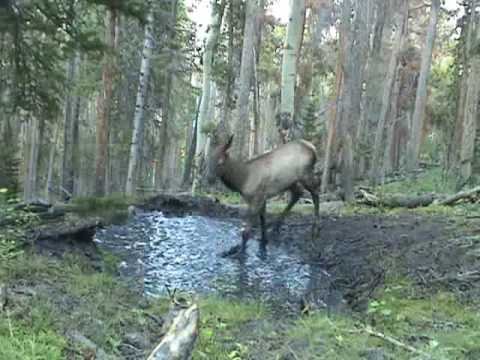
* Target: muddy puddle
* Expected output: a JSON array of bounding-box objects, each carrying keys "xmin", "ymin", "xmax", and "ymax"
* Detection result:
[{"xmin": 94, "ymin": 211, "xmax": 337, "ymax": 310}]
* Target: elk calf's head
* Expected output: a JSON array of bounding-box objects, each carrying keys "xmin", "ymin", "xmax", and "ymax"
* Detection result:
[{"xmin": 206, "ymin": 134, "xmax": 234, "ymax": 185}]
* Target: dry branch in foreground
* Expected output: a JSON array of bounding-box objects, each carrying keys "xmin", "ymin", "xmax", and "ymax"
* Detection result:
[{"xmin": 147, "ymin": 303, "xmax": 199, "ymax": 360}]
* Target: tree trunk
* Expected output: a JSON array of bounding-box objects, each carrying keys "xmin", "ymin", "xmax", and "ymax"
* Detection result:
[
  {"xmin": 24, "ymin": 117, "xmax": 41, "ymax": 202},
  {"xmin": 72, "ymin": 77, "xmax": 81, "ymax": 196},
  {"xmin": 62, "ymin": 52, "xmax": 80, "ymax": 200},
  {"xmin": 183, "ymin": 95, "xmax": 202, "ymax": 187},
  {"xmin": 126, "ymin": 6, "xmax": 154, "ymax": 196},
  {"xmin": 195, "ymin": 0, "xmax": 225, "ymax": 154},
  {"xmin": 321, "ymin": 53, "xmax": 343, "ymax": 193},
  {"xmin": 279, "ymin": 0, "xmax": 306, "ymax": 142},
  {"xmin": 234, "ymin": 0, "xmax": 258, "ymax": 158},
  {"xmin": 451, "ymin": 0, "xmax": 480, "ymax": 186},
  {"xmin": 95, "ymin": 8, "xmax": 117, "ymax": 196},
  {"xmin": 191, "ymin": 0, "xmax": 225, "ymax": 191},
  {"xmin": 407, "ymin": 0, "xmax": 440, "ymax": 170},
  {"xmin": 371, "ymin": 2, "xmax": 408, "ymax": 183},
  {"xmin": 45, "ymin": 122, "xmax": 60, "ymax": 201}
]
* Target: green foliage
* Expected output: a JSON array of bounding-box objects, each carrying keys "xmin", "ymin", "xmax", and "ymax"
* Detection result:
[
  {"xmin": 378, "ymin": 168, "xmax": 456, "ymax": 195},
  {"xmin": 303, "ymin": 100, "xmax": 317, "ymax": 142},
  {"xmin": 201, "ymin": 121, "xmax": 217, "ymax": 135},
  {"xmin": 0, "ymin": 191, "xmax": 39, "ymax": 261},
  {"xmin": 0, "ymin": 316, "xmax": 66, "ymax": 360},
  {"xmin": 0, "ymin": 125, "xmax": 20, "ymax": 193}
]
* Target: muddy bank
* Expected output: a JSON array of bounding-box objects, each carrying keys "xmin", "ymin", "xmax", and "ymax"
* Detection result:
[
  {"xmin": 95, "ymin": 194, "xmax": 480, "ymax": 314},
  {"xmin": 28, "ymin": 193, "xmax": 480, "ymax": 313}
]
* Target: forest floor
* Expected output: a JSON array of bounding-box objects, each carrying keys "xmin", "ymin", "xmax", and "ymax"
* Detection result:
[{"xmin": 1, "ymin": 171, "xmax": 480, "ymax": 359}]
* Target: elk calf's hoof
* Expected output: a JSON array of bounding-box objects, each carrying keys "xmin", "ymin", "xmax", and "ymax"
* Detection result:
[
  {"xmin": 258, "ymin": 245, "xmax": 267, "ymax": 260},
  {"xmin": 241, "ymin": 227, "xmax": 252, "ymax": 241},
  {"xmin": 220, "ymin": 244, "xmax": 243, "ymax": 258}
]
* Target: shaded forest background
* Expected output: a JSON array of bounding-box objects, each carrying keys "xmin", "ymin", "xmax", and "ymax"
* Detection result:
[{"xmin": 1, "ymin": 0, "xmax": 479, "ymax": 202}]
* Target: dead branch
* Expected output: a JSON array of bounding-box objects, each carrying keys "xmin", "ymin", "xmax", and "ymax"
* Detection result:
[
  {"xmin": 436, "ymin": 186, "xmax": 480, "ymax": 206},
  {"xmin": 147, "ymin": 303, "xmax": 199, "ymax": 360},
  {"xmin": 358, "ymin": 326, "xmax": 430, "ymax": 358}
]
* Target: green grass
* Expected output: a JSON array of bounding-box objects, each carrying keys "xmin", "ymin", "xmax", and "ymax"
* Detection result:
[
  {"xmin": 0, "ymin": 316, "xmax": 66, "ymax": 360},
  {"xmin": 364, "ymin": 278, "xmax": 480, "ymax": 359},
  {"xmin": 1, "ymin": 250, "xmax": 479, "ymax": 359},
  {"xmin": 0, "ymin": 251, "xmax": 169, "ymax": 358},
  {"xmin": 193, "ymin": 297, "xmax": 267, "ymax": 359}
]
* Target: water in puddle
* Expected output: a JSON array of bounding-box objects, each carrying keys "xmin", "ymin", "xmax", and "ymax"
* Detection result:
[{"xmin": 95, "ymin": 211, "xmax": 333, "ymax": 308}]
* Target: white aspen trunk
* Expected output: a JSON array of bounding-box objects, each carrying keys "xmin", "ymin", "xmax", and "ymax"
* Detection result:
[
  {"xmin": 279, "ymin": 0, "xmax": 306, "ymax": 139},
  {"xmin": 195, "ymin": 1, "xmax": 224, "ymax": 157},
  {"xmin": 407, "ymin": 0, "xmax": 440, "ymax": 170},
  {"xmin": 126, "ymin": 6, "xmax": 154, "ymax": 196},
  {"xmin": 192, "ymin": 0, "xmax": 225, "ymax": 193},
  {"xmin": 233, "ymin": 0, "xmax": 257, "ymax": 158}
]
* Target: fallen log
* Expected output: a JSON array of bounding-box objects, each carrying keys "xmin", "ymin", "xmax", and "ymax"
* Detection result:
[
  {"xmin": 357, "ymin": 189, "xmax": 435, "ymax": 208},
  {"xmin": 436, "ymin": 186, "xmax": 480, "ymax": 206},
  {"xmin": 147, "ymin": 303, "xmax": 199, "ymax": 360},
  {"xmin": 33, "ymin": 219, "xmax": 102, "ymax": 242}
]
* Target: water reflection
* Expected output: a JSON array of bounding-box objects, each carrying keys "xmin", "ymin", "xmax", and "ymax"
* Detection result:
[{"xmin": 95, "ymin": 211, "xmax": 333, "ymax": 308}]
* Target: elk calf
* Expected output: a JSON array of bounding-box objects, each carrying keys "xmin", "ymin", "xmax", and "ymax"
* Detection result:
[{"xmin": 206, "ymin": 135, "xmax": 320, "ymax": 256}]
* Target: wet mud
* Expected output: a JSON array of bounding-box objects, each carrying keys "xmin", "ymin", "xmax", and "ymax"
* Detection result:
[{"xmin": 94, "ymin": 194, "xmax": 479, "ymax": 313}]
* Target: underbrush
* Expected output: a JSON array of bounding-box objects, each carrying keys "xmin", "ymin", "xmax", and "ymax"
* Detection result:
[
  {"xmin": 378, "ymin": 168, "xmax": 457, "ymax": 195},
  {"xmin": 191, "ymin": 280, "xmax": 480, "ymax": 359},
  {"xmin": 0, "ymin": 252, "xmax": 168, "ymax": 359}
]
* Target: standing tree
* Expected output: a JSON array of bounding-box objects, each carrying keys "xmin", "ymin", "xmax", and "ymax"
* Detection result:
[
  {"xmin": 279, "ymin": 0, "xmax": 306, "ymax": 143},
  {"xmin": 192, "ymin": 0, "xmax": 226, "ymax": 192},
  {"xmin": 126, "ymin": 4, "xmax": 154, "ymax": 196},
  {"xmin": 95, "ymin": 7, "xmax": 118, "ymax": 196},
  {"xmin": 233, "ymin": 0, "xmax": 259, "ymax": 158},
  {"xmin": 451, "ymin": 0, "xmax": 480, "ymax": 185},
  {"xmin": 371, "ymin": 0, "xmax": 409, "ymax": 183},
  {"xmin": 407, "ymin": 0, "xmax": 440, "ymax": 170}
]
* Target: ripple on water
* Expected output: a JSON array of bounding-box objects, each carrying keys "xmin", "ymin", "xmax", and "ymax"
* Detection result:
[{"xmin": 95, "ymin": 211, "xmax": 328, "ymax": 306}]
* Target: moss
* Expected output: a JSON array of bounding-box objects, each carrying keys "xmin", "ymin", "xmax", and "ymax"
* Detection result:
[{"xmin": 71, "ymin": 193, "xmax": 135, "ymax": 215}]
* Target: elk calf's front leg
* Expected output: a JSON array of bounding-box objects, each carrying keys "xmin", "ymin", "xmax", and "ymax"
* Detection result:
[{"xmin": 241, "ymin": 224, "xmax": 252, "ymax": 251}]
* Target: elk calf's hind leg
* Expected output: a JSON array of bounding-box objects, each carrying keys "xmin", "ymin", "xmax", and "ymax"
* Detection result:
[
  {"xmin": 273, "ymin": 184, "xmax": 303, "ymax": 232},
  {"xmin": 258, "ymin": 202, "xmax": 267, "ymax": 258},
  {"xmin": 302, "ymin": 177, "xmax": 320, "ymax": 239}
]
